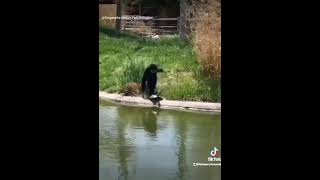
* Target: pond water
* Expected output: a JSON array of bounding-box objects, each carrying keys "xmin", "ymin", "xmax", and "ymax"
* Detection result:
[{"xmin": 99, "ymin": 100, "xmax": 221, "ymax": 180}]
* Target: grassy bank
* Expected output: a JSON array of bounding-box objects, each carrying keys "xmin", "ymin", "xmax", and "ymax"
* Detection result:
[{"xmin": 99, "ymin": 26, "xmax": 220, "ymax": 102}]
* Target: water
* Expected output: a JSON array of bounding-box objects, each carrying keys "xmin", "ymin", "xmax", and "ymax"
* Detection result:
[{"xmin": 99, "ymin": 100, "xmax": 221, "ymax": 180}]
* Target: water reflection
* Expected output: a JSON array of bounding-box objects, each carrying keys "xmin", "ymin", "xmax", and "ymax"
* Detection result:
[
  {"xmin": 142, "ymin": 107, "xmax": 160, "ymax": 136},
  {"xmin": 117, "ymin": 106, "xmax": 162, "ymax": 138},
  {"xmin": 174, "ymin": 113, "xmax": 187, "ymax": 180},
  {"xmin": 99, "ymin": 101, "xmax": 221, "ymax": 180}
]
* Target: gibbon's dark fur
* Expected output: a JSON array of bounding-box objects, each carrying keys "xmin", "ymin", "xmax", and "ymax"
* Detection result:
[{"xmin": 141, "ymin": 64, "xmax": 163, "ymax": 96}]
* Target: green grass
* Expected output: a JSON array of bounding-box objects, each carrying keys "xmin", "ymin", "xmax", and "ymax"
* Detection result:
[{"xmin": 99, "ymin": 26, "xmax": 220, "ymax": 102}]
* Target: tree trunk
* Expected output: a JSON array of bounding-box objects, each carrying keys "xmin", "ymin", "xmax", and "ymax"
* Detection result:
[
  {"xmin": 115, "ymin": 0, "xmax": 122, "ymax": 32},
  {"xmin": 179, "ymin": 0, "xmax": 189, "ymax": 41}
]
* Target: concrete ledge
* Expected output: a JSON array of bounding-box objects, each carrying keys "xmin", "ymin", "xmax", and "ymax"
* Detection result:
[{"xmin": 99, "ymin": 91, "xmax": 221, "ymax": 112}]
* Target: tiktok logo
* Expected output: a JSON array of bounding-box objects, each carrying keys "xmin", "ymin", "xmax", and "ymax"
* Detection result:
[
  {"xmin": 210, "ymin": 147, "xmax": 219, "ymax": 157},
  {"xmin": 207, "ymin": 147, "xmax": 221, "ymax": 162}
]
